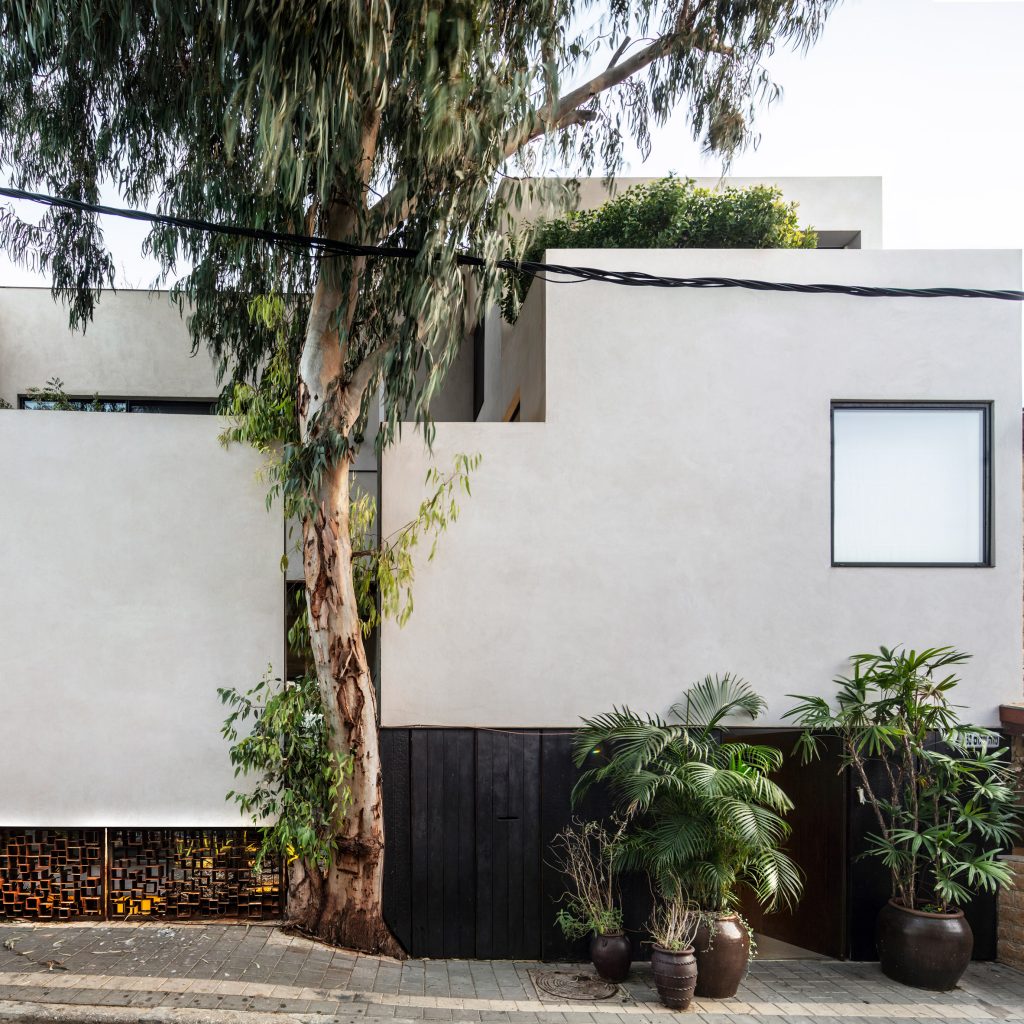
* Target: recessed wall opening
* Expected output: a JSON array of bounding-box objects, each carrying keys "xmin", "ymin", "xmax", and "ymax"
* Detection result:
[{"xmin": 18, "ymin": 395, "xmax": 218, "ymax": 414}]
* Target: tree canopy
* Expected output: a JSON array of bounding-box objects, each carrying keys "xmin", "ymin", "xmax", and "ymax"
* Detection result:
[{"xmin": 1, "ymin": 1, "xmax": 835, "ymax": 461}]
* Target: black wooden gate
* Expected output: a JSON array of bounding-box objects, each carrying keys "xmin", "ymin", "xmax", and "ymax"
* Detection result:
[{"xmin": 381, "ymin": 727, "xmax": 588, "ymax": 960}]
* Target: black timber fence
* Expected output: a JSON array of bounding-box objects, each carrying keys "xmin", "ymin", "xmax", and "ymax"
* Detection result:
[{"xmin": 379, "ymin": 726, "xmax": 1000, "ymax": 963}]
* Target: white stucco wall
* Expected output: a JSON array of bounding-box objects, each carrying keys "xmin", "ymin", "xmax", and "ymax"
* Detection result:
[
  {"xmin": 0, "ymin": 286, "xmax": 380, "ymax": 588},
  {"xmin": 381, "ymin": 248, "xmax": 1022, "ymax": 728},
  {"xmin": 479, "ymin": 176, "xmax": 883, "ymax": 421},
  {"xmin": 0, "ymin": 412, "xmax": 283, "ymax": 825},
  {"xmin": 498, "ymin": 277, "xmax": 546, "ymax": 422},
  {"xmin": 0, "ymin": 287, "xmax": 220, "ymax": 405}
]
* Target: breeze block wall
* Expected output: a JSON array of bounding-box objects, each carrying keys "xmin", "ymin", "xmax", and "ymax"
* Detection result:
[{"xmin": 997, "ymin": 856, "xmax": 1024, "ymax": 968}]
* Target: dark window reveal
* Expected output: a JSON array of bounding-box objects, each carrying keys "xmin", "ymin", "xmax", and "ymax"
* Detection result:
[{"xmin": 19, "ymin": 396, "xmax": 217, "ymax": 414}]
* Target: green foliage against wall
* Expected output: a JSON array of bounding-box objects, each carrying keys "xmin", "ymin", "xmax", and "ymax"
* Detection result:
[
  {"xmin": 503, "ymin": 176, "xmax": 817, "ymax": 320},
  {"xmin": 573, "ymin": 675, "xmax": 802, "ymax": 916},
  {"xmin": 788, "ymin": 646, "xmax": 1024, "ymax": 913},
  {"xmin": 219, "ymin": 669, "xmax": 352, "ymax": 872}
]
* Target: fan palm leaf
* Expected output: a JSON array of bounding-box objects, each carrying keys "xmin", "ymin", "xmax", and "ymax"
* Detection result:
[{"xmin": 669, "ymin": 674, "xmax": 766, "ymax": 736}]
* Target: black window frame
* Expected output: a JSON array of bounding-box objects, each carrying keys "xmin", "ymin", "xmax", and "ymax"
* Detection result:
[{"xmin": 830, "ymin": 399, "xmax": 994, "ymax": 569}]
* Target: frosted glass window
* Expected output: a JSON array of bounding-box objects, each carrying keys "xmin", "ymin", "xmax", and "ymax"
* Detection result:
[{"xmin": 832, "ymin": 404, "xmax": 990, "ymax": 566}]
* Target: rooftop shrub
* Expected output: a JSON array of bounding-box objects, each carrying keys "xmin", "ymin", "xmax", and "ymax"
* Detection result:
[{"xmin": 502, "ymin": 176, "xmax": 817, "ymax": 320}]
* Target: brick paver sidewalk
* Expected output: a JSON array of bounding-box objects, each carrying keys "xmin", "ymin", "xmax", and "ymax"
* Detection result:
[{"xmin": 1, "ymin": 922, "xmax": 1023, "ymax": 1022}]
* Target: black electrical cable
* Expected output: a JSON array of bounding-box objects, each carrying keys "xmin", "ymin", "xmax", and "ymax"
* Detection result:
[{"xmin": 3, "ymin": 184, "xmax": 1023, "ymax": 302}]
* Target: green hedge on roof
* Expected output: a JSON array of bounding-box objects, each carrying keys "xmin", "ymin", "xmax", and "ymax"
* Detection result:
[{"xmin": 502, "ymin": 176, "xmax": 817, "ymax": 321}]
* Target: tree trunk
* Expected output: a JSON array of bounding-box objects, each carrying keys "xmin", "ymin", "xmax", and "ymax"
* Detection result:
[{"xmin": 293, "ymin": 455, "xmax": 403, "ymax": 957}]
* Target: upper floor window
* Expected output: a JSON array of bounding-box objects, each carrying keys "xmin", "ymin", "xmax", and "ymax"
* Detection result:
[{"xmin": 831, "ymin": 402, "xmax": 992, "ymax": 567}]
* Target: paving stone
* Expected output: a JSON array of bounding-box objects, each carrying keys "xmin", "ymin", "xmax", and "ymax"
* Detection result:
[{"xmin": 5, "ymin": 923, "xmax": 1024, "ymax": 1022}]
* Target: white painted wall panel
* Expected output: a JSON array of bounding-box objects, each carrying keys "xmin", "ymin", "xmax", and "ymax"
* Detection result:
[
  {"xmin": 0, "ymin": 412, "xmax": 283, "ymax": 825},
  {"xmin": 0, "ymin": 288, "xmax": 220, "ymax": 405},
  {"xmin": 381, "ymin": 248, "xmax": 1022, "ymax": 728}
]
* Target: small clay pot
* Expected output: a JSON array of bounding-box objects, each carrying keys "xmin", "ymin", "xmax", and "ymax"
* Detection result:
[
  {"xmin": 650, "ymin": 944, "xmax": 698, "ymax": 1010},
  {"xmin": 694, "ymin": 914, "xmax": 750, "ymax": 999},
  {"xmin": 590, "ymin": 932, "xmax": 632, "ymax": 982},
  {"xmin": 876, "ymin": 899, "xmax": 973, "ymax": 991}
]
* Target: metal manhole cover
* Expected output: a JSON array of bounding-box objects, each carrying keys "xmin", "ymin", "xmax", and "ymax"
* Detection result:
[{"xmin": 529, "ymin": 969, "xmax": 619, "ymax": 1001}]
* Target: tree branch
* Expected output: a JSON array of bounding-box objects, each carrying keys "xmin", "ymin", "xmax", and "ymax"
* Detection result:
[
  {"xmin": 606, "ymin": 36, "xmax": 632, "ymax": 70},
  {"xmin": 337, "ymin": 342, "xmax": 392, "ymax": 432},
  {"xmin": 501, "ymin": 28, "xmax": 733, "ymax": 159},
  {"xmin": 369, "ymin": 27, "xmax": 731, "ymax": 237}
]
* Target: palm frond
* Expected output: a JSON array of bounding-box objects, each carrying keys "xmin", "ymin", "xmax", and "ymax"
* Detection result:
[
  {"xmin": 741, "ymin": 847, "xmax": 803, "ymax": 913},
  {"xmin": 671, "ymin": 674, "xmax": 766, "ymax": 734},
  {"xmin": 713, "ymin": 798, "xmax": 789, "ymax": 847}
]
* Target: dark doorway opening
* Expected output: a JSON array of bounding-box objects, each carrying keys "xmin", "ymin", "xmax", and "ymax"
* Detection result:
[{"xmin": 731, "ymin": 729, "xmax": 847, "ymax": 960}]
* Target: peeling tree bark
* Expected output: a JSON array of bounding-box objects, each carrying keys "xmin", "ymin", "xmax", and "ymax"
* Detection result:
[
  {"xmin": 289, "ymin": 157, "xmax": 402, "ymax": 953},
  {"xmin": 289, "ymin": 449, "xmax": 402, "ymax": 956}
]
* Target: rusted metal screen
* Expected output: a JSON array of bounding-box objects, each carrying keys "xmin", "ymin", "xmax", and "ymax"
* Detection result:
[
  {"xmin": 0, "ymin": 828, "xmax": 282, "ymax": 922},
  {"xmin": 107, "ymin": 829, "xmax": 281, "ymax": 920},
  {"xmin": 0, "ymin": 829, "xmax": 104, "ymax": 920}
]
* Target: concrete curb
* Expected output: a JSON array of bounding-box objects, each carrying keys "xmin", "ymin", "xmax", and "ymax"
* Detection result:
[
  {"xmin": 0, "ymin": 1001, "xmax": 313, "ymax": 1023},
  {"xmin": 0, "ymin": 1000, "xmax": 423, "ymax": 1023}
]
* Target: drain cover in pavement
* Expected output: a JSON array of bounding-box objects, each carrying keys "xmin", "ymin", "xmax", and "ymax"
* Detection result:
[{"xmin": 529, "ymin": 969, "xmax": 619, "ymax": 1001}]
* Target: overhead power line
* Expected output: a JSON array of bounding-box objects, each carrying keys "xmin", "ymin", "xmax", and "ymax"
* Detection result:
[{"xmin": 2, "ymin": 184, "xmax": 1023, "ymax": 303}]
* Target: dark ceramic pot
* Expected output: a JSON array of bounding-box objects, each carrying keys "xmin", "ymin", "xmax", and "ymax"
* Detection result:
[
  {"xmin": 876, "ymin": 900, "xmax": 973, "ymax": 991},
  {"xmin": 694, "ymin": 914, "xmax": 750, "ymax": 999},
  {"xmin": 590, "ymin": 932, "xmax": 631, "ymax": 982},
  {"xmin": 650, "ymin": 945, "xmax": 698, "ymax": 1010}
]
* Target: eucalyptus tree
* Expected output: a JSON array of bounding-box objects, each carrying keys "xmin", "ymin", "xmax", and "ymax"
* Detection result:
[{"xmin": 0, "ymin": 0, "xmax": 836, "ymax": 952}]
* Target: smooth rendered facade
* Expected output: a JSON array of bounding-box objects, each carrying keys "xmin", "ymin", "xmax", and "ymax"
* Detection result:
[{"xmin": 0, "ymin": 177, "xmax": 1021, "ymax": 959}]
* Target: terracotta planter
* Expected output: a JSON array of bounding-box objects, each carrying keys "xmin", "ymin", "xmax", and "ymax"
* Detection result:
[
  {"xmin": 650, "ymin": 944, "xmax": 698, "ymax": 1010},
  {"xmin": 590, "ymin": 932, "xmax": 631, "ymax": 982},
  {"xmin": 694, "ymin": 914, "xmax": 750, "ymax": 998},
  {"xmin": 876, "ymin": 899, "xmax": 973, "ymax": 991}
]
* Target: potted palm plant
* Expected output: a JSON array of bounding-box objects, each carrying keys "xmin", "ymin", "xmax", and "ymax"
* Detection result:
[
  {"xmin": 647, "ymin": 889, "xmax": 701, "ymax": 1010},
  {"xmin": 550, "ymin": 818, "xmax": 631, "ymax": 982},
  {"xmin": 787, "ymin": 645, "xmax": 1023, "ymax": 991},
  {"xmin": 573, "ymin": 675, "xmax": 802, "ymax": 999}
]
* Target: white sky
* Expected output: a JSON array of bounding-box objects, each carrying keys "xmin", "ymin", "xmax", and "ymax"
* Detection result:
[
  {"xmin": 2, "ymin": 0, "xmax": 1023, "ymax": 287},
  {"xmin": 631, "ymin": 0, "xmax": 1024, "ymax": 254}
]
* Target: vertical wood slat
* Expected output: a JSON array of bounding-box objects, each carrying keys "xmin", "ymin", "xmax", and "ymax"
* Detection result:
[
  {"xmin": 426, "ymin": 729, "xmax": 447, "ymax": 955},
  {"xmin": 521, "ymin": 732, "xmax": 542, "ymax": 959},
  {"xmin": 497, "ymin": 732, "xmax": 516, "ymax": 957},
  {"xmin": 446, "ymin": 730, "xmax": 477, "ymax": 956},
  {"xmin": 408, "ymin": 730, "xmax": 429, "ymax": 954},
  {"xmin": 539, "ymin": 733, "xmax": 582, "ymax": 961},
  {"xmin": 475, "ymin": 730, "xmax": 494, "ymax": 958},
  {"xmin": 381, "ymin": 729, "xmax": 413, "ymax": 954}
]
